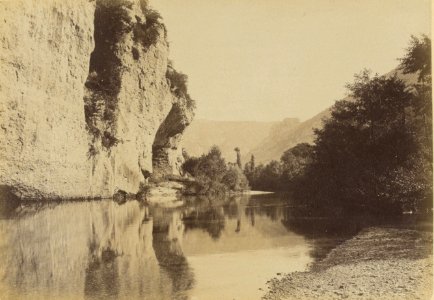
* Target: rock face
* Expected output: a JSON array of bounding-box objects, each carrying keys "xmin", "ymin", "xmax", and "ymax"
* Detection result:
[{"xmin": 0, "ymin": 0, "xmax": 194, "ymax": 200}]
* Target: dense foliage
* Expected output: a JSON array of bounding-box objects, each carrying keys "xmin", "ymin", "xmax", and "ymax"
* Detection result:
[
  {"xmin": 246, "ymin": 36, "xmax": 432, "ymax": 215},
  {"xmin": 245, "ymin": 143, "xmax": 313, "ymax": 191},
  {"xmin": 182, "ymin": 146, "xmax": 249, "ymax": 195},
  {"xmin": 166, "ymin": 62, "xmax": 196, "ymax": 109},
  {"xmin": 133, "ymin": 8, "xmax": 167, "ymax": 51}
]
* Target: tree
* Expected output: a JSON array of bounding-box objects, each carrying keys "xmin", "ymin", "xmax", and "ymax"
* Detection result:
[
  {"xmin": 399, "ymin": 35, "xmax": 431, "ymax": 82},
  {"xmin": 182, "ymin": 145, "xmax": 249, "ymax": 195},
  {"xmin": 400, "ymin": 35, "xmax": 432, "ymax": 152},
  {"xmin": 399, "ymin": 35, "xmax": 432, "ymax": 212},
  {"xmin": 243, "ymin": 154, "xmax": 255, "ymax": 183},
  {"xmin": 222, "ymin": 166, "xmax": 249, "ymax": 191},
  {"xmin": 280, "ymin": 143, "xmax": 313, "ymax": 188},
  {"xmin": 298, "ymin": 70, "xmax": 419, "ymax": 213},
  {"xmin": 249, "ymin": 155, "xmax": 255, "ymax": 171},
  {"xmin": 257, "ymin": 160, "xmax": 282, "ymax": 191}
]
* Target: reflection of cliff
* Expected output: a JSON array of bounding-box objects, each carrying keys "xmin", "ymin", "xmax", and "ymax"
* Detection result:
[
  {"xmin": 151, "ymin": 209, "xmax": 194, "ymax": 298},
  {"xmin": 0, "ymin": 200, "xmax": 193, "ymax": 299}
]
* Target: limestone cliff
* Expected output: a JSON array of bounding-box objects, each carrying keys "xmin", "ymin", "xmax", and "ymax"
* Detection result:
[{"xmin": 0, "ymin": 0, "xmax": 194, "ymax": 200}]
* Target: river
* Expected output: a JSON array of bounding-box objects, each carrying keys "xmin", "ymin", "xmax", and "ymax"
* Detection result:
[{"xmin": 0, "ymin": 193, "xmax": 396, "ymax": 300}]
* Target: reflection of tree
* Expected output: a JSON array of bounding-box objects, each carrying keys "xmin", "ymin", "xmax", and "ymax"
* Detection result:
[
  {"xmin": 244, "ymin": 205, "xmax": 279, "ymax": 222},
  {"xmin": 183, "ymin": 206, "xmax": 225, "ymax": 240},
  {"xmin": 243, "ymin": 193, "xmax": 287, "ymax": 222},
  {"xmin": 281, "ymin": 207, "xmax": 371, "ymax": 261},
  {"xmin": 84, "ymin": 247, "xmax": 120, "ymax": 300},
  {"xmin": 222, "ymin": 197, "xmax": 240, "ymax": 219},
  {"xmin": 249, "ymin": 208, "xmax": 255, "ymax": 227}
]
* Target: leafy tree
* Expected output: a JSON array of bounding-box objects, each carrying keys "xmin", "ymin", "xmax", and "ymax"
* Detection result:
[
  {"xmin": 222, "ymin": 166, "xmax": 249, "ymax": 191},
  {"xmin": 297, "ymin": 46, "xmax": 431, "ymax": 214},
  {"xmin": 399, "ymin": 35, "xmax": 432, "ymax": 211},
  {"xmin": 249, "ymin": 155, "xmax": 255, "ymax": 171},
  {"xmin": 182, "ymin": 146, "xmax": 249, "ymax": 195},
  {"xmin": 399, "ymin": 35, "xmax": 431, "ymax": 81},
  {"xmin": 249, "ymin": 160, "xmax": 282, "ymax": 191},
  {"xmin": 280, "ymin": 143, "xmax": 313, "ymax": 187},
  {"xmin": 196, "ymin": 146, "xmax": 227, "ymax": 180},
  {"xmin": 307, "ymin": 72, "xmax": 415, "ymax": 211},
  {"xmin": 245, "ymin": 144, "xmax": 313, "ymax": 191},
  {"xmin": 244, "ymin": 155, "xmax": 255, "ymax": 183},
  {"xmin": 246, "ymin": 36, "xmax": 432, "ymax": 214}
]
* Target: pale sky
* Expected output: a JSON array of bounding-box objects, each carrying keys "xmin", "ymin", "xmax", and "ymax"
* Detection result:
[{"xmin": 151, "ymin": 0, "xmax": 431, "ymax": 122}]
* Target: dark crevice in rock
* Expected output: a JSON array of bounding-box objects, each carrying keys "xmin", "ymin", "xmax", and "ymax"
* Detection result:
[{"xmin": 83, "ymin": 0, "xmax": 133, "ymax": 149}]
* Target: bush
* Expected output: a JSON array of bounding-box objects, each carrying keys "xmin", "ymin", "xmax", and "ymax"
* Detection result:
[
  {"xmin": 101, "ymin": 131, "xmax": 119, "ymax": 149},
  {"xmin": 222, "ymin": 166, "xmax": 249, "ymax": 191},
  {"xmin": 166, "ymin": 63, "xmax": 196, "ymax": 109},
  {"xmin": 133, "ymin": 9, "xmax": 166, "ymax": 50},
  {"xmin": 182, "ymin": 146, "xmax": 248, "ymax": 195}
]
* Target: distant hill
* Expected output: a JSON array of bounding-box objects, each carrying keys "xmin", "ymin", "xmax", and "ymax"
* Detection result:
[
  {"xmin": 247, "ymin": 110, "xmax": 329, "ymax": 164},
  {"xmin": 181, "ymin": 119, "xmax": 284, "ymax": 163},
  {"xmin": 247, "ymin": 68, "xmax": 419, "ymax": 164}
]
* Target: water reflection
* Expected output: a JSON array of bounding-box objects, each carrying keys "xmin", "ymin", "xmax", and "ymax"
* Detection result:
[{"xmin": 0, "ymin": 193, "xmax": 365, "ymax": 299}]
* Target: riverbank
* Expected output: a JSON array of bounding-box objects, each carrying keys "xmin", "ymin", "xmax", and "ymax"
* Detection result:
[{"xmin": 263, "ymin": 226, "xmax": 433, "ymax": 299}]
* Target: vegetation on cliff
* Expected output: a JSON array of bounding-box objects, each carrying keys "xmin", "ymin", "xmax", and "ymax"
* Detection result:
[
  {"xmin": 246, "ymin": 35, "xmax": 432, "ymax": 215},
  {"xmin": 166, "ymin": 61, "xmax": 196, "ymax": 109},
  {"xmin": 133, "ymin": 8, "xmax": 167, "ymax": 51}
]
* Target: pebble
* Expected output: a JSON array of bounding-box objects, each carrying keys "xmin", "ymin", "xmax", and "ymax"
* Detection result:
[{"xmin": 262, "ymin": 227, "xmax": 432, "ymax": 300}]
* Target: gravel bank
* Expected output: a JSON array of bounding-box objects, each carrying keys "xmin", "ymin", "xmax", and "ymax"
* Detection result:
[{"xmin": 263, "ymin": 227, "xmax": 433, "ymax": 300}]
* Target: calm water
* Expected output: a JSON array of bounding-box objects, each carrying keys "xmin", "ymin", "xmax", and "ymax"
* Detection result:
[{"xmin": 0, "ymin": 193, "xmax": 392, "ymax": 300}]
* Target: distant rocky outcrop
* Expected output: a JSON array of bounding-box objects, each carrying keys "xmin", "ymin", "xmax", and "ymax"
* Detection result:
[{"xmin": 0, "ymin": 0, "xmax": 194, "ymax": 200}]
